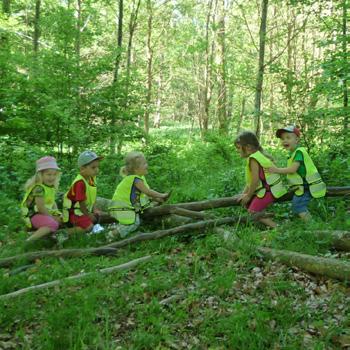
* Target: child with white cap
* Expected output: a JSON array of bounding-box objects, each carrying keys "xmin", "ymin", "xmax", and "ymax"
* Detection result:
[
  {"xmin": 21, "ymin": 156, "xmax": 62, "ymax": 241},
  {"xmin": 63, "ymin": 150, "xmax": 104, "ymax": 232}
]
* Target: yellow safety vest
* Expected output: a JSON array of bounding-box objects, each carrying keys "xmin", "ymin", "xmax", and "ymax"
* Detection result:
[
  {"xmin": 109, "ymin": 175, "xmax": 150, "ymax": 225},
  {"xmin": 245, "ymin": 151, "xmax": 287, "ymax": 199},
  {"xmin": 21, "ymin": 184, "xmax": 59, "ymax": 228},
  {"xmin": 62, "ymin": 174, "xmax": 97, "ymax": 223},
  {"xmin": 287, "ymin": 147, "xmax": 326, "ymax": 198}
]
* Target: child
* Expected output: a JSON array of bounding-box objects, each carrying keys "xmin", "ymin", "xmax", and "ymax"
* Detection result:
[
  {"xmin": 21, "ymin": 156, "xmax": 62, "ymax": 241},
  {"xmin": 267, "ymin": 125, "xmax": 326, "ymax": 220},
  {"xmin": 109, "ymin": 151, "xmax": 169, "ymax": 237},
  {"xmin": 235, "ymin": 131, "xmax": 287, "ymax": 228},
  {"xmin": 63, "ymin": 150, "xmax": 104, "ymax": 232}
]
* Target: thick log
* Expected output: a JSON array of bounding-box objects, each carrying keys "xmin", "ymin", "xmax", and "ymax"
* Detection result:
[
  {"xmin": 258, "ymin": 247, "xmax": 350, "ymax": 281},
  {"xmin": 0, "ymin": 247, "xmax": 118, "ymax": 269},
  {"xmin": 105, "ymin": 217, "xmax": 245, "ymax": 249},
  {"xmin": 0, "ymin": 255, "xmax": 151, "ymax": 300},
  {"xmin": 308, "ymin": 230, "xmax": 350, "ymax": 251},
  {"xmin": 0, "ymin": 217, "xmax": 245, "ymax": 268},
  {"xmin": 96, "ymin": 186, "xmax": 350, "ymax": 219}
]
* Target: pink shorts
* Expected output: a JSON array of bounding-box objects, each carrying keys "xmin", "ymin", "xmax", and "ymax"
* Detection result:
[
  {"xmin": 31, "ymin": 214, "xmax": 59, "ymax": 232},
  {"xmin": 248, "ymin": 192, "xmax": 274, "ymax": 213}
]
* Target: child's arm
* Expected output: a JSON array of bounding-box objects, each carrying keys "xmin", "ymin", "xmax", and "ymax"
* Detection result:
[
  {"xmin": 134, "ymin": 181, "xmax": 169, "ymax": 202},
  {"xmin": 267, "ymin": 162, "xmax": 300, "ymax": 174},
  {"xmin": 34, "ymin": 196, "xmax": 51, "ymax": 216},
  {"xmin": 79, "ymin": 201, "xmax": 96, "ymax": 220},
  {"xmin": 240, "ymin": 159, "xmax": 260, "ymax": 206}
]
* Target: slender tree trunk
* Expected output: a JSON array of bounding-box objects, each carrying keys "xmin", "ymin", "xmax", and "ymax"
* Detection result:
[
  {"xmin": 114, "ymin": 0, "xmax": 123, "ymax": 83},
  {"xmin": 126, "ymin": 0, "xmax": 141, "ymax": 83},
  {"xmin": 2, "ymin": 0, "xmax": 10, "ymax": 14},
  {"xmin": 1, "ymin": 0, "xmax": 10, "ymax": 47},
  {"xmin": 342, "ymin": 0, "xmax": 348, "ymax": 131},
  {"xmin": 236, "ymin": 96, "xmax": 246, "ymax": 133},
  {"xmin": 154, "ymin": 72, "xmax": 162, "ymax": 128},
  {"xmin": 144, "ymin": 0, "xmax": 154, "ymax": 135},
  {"xmin": 200, "ymin": 0, "xmax": 214, "ymax": 136},
  {"xmin": 217, "ymin": 0, "xmax": 227, "ymax": 134},
  {"xmin": 254, "ymin": 0, "xmax": 268, "ymax": 139},
  {"xmin": 33, "ymin": 0, "xmax": 41, "ymax": 53},
  {"xmin": 110, "ymin": 0, "xmax": 124, "ymax": 154}
]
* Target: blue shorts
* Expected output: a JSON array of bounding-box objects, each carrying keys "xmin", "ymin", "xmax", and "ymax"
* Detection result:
[{"xmin": 292, "ymin": 190, "xmax": 311, "ymax": 214}]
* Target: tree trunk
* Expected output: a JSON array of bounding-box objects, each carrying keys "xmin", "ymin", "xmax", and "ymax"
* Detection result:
[
  {"xmin": 236, "ymin": 96, "xmax": 246, "ymax": 133},
  {"xmin": 0, "ymin": 218, "xmax": 242, "ymax": 268},
  {"xmin": 342, "ymin": 0, "xmax": 348, "ymax": 131},
  {"xmin": 258, "ymin": 247, "xmax": 350, "ymax": 281},
  {"xmin": 33, "ymin": 0, "xmax": 41, "ymax": 53},
  {"xmin": 0, "ymin": 247, "xmax": 118, "ymax": 268},
  {"xmin": 217, "ymin": 0, "xmax": 227, "ymax": 134},
  {"xmin": 126, "ymin": 0, "xmax": 141, "ymax": 84},
  {"xmin": 110, "ymin": 0, "xmax": 124, "ymax": 154},
  {"xmin": 114, "ymin": 0, "xmax": 123, "ymax": 83},
  {"xmin": 105, "ymin": 217, "xmax": 246, "ymax": 249},
  {"xmin": 95, "ymin": 186, "xmax": 350, "ymax": 219},
  {"xmin": 0, "ymin": 256, "xmax": 151, "ymax": 300},
  {"xmin": 307, "ymin": 230, "xmax": 350, "ymax": 252},
  {"xmin": 200, "ymin": 0, "xmax": 214, "ymax": 136},
  {"xmin": 2, "ymin": 0, "xmax": 10, "ymax": 14},
  {"xmin": 254, "ymin": 0, "xmax": 268, "ymax": 139},
  {"xmin": 144, "ymin": 0, "xmax": 153, "ymax": 135}
]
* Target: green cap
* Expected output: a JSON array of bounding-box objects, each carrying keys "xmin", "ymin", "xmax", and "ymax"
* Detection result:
[{"xmin": 78, "ymin": 150, "xmax": 103, "ymax": 167}]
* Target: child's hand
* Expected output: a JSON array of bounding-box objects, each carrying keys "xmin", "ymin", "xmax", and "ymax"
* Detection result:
[
  {"xmin": 266, "ymin": 166, "xmax": 278, "ymax": 174},
  {"xmin": 53, "ymin": 215, "xmax": 63, "ymax": 224},
  {"xmin": 240, "ymin": 194, "xmax": 252, "ymax": 206},
  {"xmin": 93, "ymin": 208, "xmax": 102, "ymax": 216},
  {"xmin": 88, "ymin": 213, "xmax": 97, "ymax": 222}
]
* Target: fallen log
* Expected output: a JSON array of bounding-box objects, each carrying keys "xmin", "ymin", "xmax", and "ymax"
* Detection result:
[
  {"xmin": 0, "ymin": 247, "xmax": 118, "ymax": 269},
  {"xmin": 307, "ymin": 230, "xmax": 350, "ymax": 252},
  {"xmin": 0, "ymin": 217, "xmax": 246, "ymax": 268},
  {"xmin": 96, "ymin": 186, "xmax": 350, "ymax": 219},
  {"xmin": 258, "ymin": 247, "xmax": 350, "ymax": 281},
  {"xmin": 105, "ymin": 217, "xmax": 246, "ymax": 249},
  {"xmin": 0, "ymin": 255, "xmax": 151, "ymax": 300}
]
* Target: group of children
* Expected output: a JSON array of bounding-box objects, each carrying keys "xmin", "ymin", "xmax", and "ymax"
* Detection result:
[
  {"xmin": 21, "ymin": 125, "xmax": 326, "ymax": 240},
  {"xmin": 235, "ymin": 125, "xmax": 326, "ymax": 227}
]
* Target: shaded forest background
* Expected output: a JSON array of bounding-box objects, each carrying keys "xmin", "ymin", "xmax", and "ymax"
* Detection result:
[{"xmin": 1, "ymin": 0, "xmax": 349, "ymax": 150}]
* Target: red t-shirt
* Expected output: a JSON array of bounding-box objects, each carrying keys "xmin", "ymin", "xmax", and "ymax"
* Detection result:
[{"xmin": 67, "ymin": 177, "xmax": 96, "ymax": 206}]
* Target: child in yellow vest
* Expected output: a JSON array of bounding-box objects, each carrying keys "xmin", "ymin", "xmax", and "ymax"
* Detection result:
[
  {"xmin": 63, "ymin": 150, "xmax": 104, "ymax": 232},
  {"xmin": 235, "ymin": 131, "xmax": 287, "ymax": 228},
  {"xmin": 109, "ymin": 151, "xmax": 169, "ymax": 238},
  {"xmin": 267, "ymin": 126, "xmax": 326, "ymax": 220},
  {"xmin": 21, "ymin": 156, "xmax": 62, "ymax": 241}
]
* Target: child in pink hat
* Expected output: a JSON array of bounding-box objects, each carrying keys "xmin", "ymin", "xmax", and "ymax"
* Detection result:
[{"xmin": 21, "ymin": 156, "xmax": 63, "ymax": 241}]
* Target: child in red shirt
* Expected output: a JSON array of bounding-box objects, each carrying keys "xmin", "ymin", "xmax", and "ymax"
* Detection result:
[{"xmin": 63, "ymin": 151, "xmax": 103, "ymax": 232}]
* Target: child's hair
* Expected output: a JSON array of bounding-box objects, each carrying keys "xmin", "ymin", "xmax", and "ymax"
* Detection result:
[
  {"xmin": 120, "ymin": 151, "xmax": 146, "ymax": 177},
  {"xmin": 234, "ymin": 131, "xmax": 274, "ymax": 161},
  {"xmin": 24, "ymin": 170, "xmax": 60, "ymax": 192}
]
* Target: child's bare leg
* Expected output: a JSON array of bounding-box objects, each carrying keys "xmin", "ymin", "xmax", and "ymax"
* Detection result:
[
  {"xmin": 258, "ymin": 217, "xmax": 277, "ymax": 228},
  {"xmin": 298, "ymin": 211, "xmax": 311, "ymax": 221},
  {"xmin": 27, "ymin": 227, "xmax": 51, "ymax": 241}
]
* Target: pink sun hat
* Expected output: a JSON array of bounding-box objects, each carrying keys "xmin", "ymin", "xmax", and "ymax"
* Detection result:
[{"xmin": 36, "ymin": 156, "xmax": 61, "ymax": 172}]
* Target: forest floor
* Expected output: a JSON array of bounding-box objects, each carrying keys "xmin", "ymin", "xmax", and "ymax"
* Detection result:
[{"xmin": 0, "ymin": 130, "xmax": 349, "ymax": 349}]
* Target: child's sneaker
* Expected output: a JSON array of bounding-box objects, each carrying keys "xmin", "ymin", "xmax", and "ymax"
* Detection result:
[{"xmin": 91, "ymin": 224, "xmax": 104, "ymax": 234}]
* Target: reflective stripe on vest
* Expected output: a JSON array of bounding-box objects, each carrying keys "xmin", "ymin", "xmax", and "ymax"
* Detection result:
[
  {"xmin": 62, "ymin": 174, "xmax": 97, "ymax": 223},
  {"xmin": 287, "ymin": 147, "xmax": 326, "ymax": 198},
  {"xmin": 21, "ymin": 184, "xmax": 58, "ymax": 228},
  {"xmin": 246, "ymin": 151, "xmax": 287, "ymax": 199},
  {"xmin": 109, "ymin": 175, "xmax": 150, "ymax": 225}
]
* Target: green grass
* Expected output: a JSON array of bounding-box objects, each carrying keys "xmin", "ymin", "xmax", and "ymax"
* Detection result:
[{"xmin": 0, "ymin": 132, "xmax": 349, "ymax": 349}]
